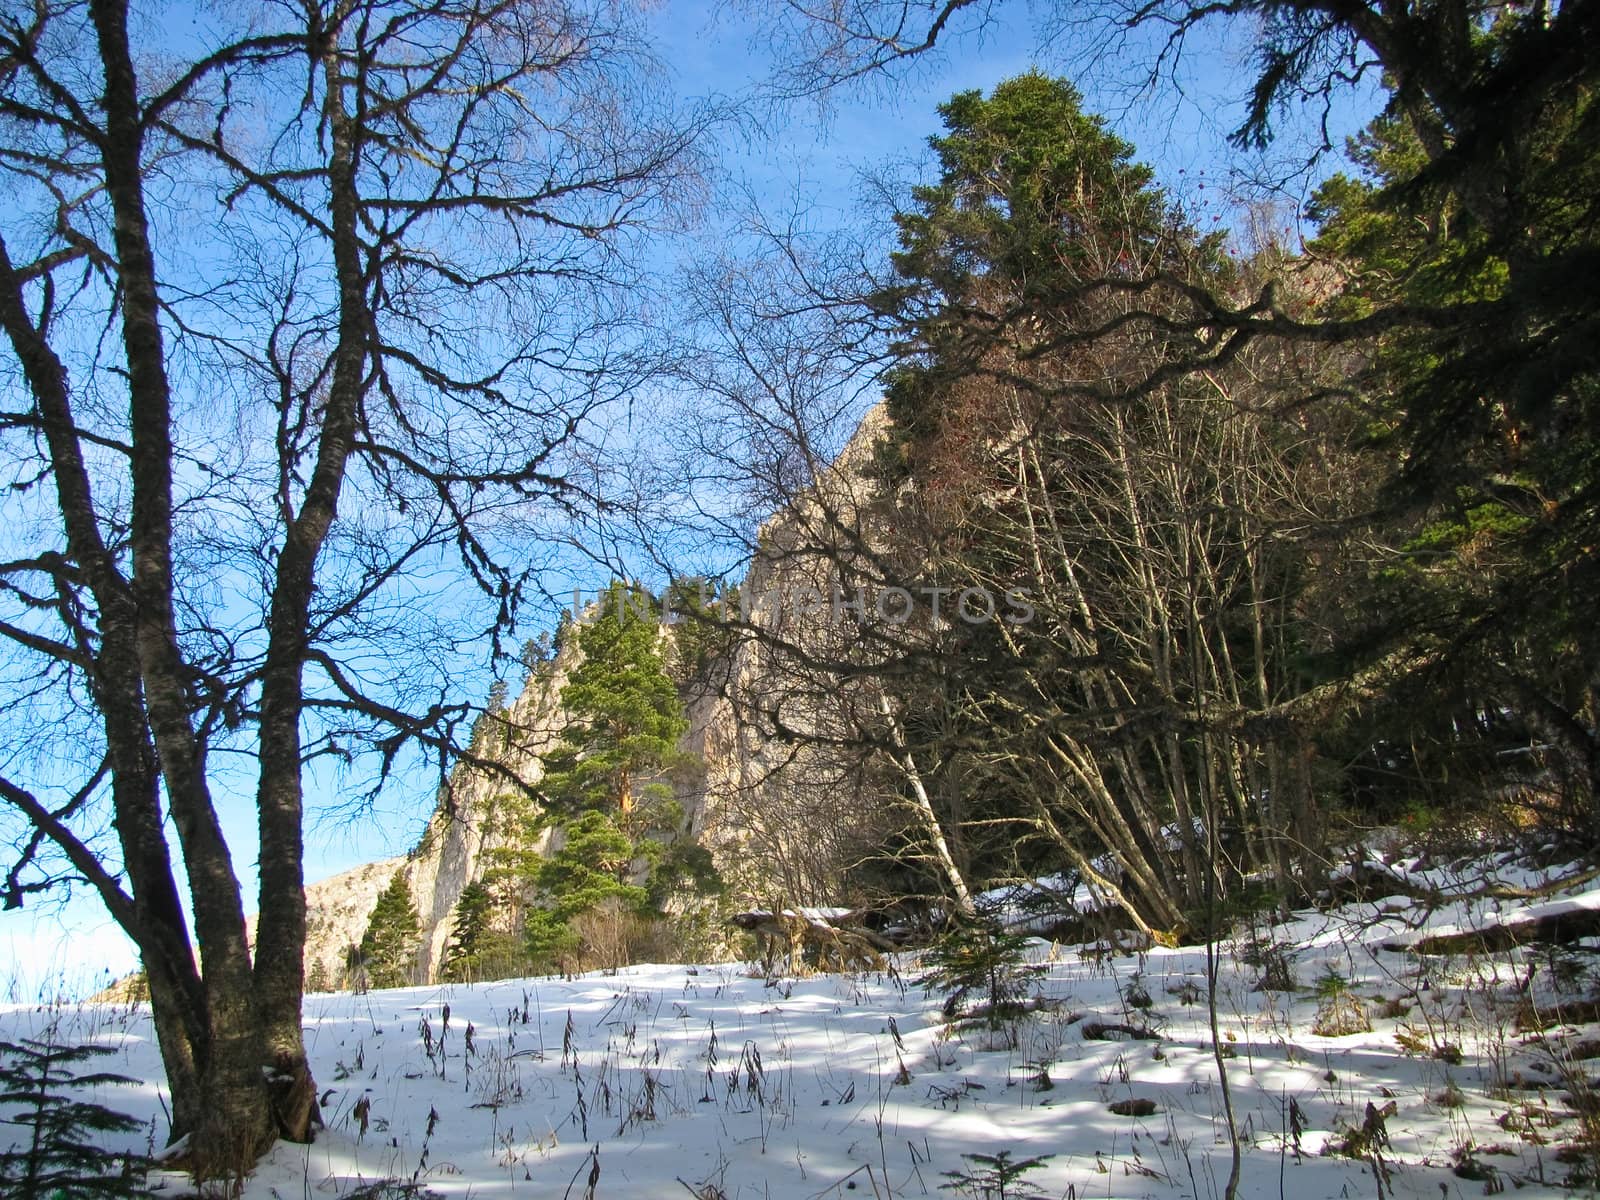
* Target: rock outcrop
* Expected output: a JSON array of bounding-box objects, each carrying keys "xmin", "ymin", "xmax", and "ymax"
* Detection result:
[
  {"xmin": 295, "ymin": 404, "xmax": 893, "ymax": 983},
  {"xmin": 297, "ymin": 856, "xmax": 407, "ymax": 986}
]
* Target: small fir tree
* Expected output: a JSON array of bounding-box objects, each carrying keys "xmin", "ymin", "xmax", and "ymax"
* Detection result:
[
  {"xmin": 918, "ymin": 915, "xmax": 1045, "ymax": 1029},
  {"xmin": 306, "ymin": 958, "xmax": 331, "ymax": 994},
  {"xmin": 0, "ymin": 1032, "xmax": 153, "ymax": 1199},
  {"xmin": 467, "ymin": 679, "xmax": 512, "ymax": 755},
  {"xmin": 939, "ymin": 1150, "xmax": 1054, "ymax": 1199},
  {"xmin": 358, "ymin": 871, "xmax": 421, "ymax": 990},
  {"xmin": 441, "ymin": 881, "xmax": 495, "ymax": 982},
  {"xmin": 521, "ymin": 629, "xmax": 556, "ymax": 675}
]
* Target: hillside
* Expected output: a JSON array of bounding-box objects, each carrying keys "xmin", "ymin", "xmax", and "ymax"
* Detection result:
[
  {"xmin": 296, "ymin": 406, "xmax": 895, "ymax": 985},
  {"xmin": 8, "ymin": 843, "xmax": 1598, "ymax": 1198}
]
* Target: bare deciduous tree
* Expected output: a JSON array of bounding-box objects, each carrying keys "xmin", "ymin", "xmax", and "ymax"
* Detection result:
[
  {"xmin": 753, "ymin": 0, "xmax": 1600, "ymax": 831},
  {"xmin": 0, "ymin": 0, "xmax": 707, "ymax": 1170},
  {"xmin": 648, "ymin": 77, "xmax": 1365, "ymax": 936}
]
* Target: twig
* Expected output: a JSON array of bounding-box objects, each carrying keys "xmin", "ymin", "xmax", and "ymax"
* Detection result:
[{"xmin": 807, "ymin": 1163, "xmax": 886, "ymax": 1199}]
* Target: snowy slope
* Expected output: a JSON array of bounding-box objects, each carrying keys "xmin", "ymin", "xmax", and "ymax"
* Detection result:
[{"xmin": 5, "ymin": 857, "xmax": 1598, "ymax": 1199}]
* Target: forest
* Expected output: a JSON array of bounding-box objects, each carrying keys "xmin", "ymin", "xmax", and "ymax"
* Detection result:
[{"xmin": 0, "ymin": 0, "xmax": 1597, "ymax": 1188}]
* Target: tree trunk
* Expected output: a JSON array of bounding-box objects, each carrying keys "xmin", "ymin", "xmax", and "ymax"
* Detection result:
[
  {"xmin": 88, "ymin": 0, "xmax": 278, "ymax": 1170},
  {"xmin": 249, "ymin": 21, "xmax": 371, "ymax": 1141},
  {"xmin": 139, "ymin": 957, "xmax": 201, "ymax": 1141},
  {"xmin": 878, "ymin": 693, "xmax": 975, "ymax": 916},
  {"xmin": 0, "ymin": 212, "xmax": 215, "ymax": 1152}
]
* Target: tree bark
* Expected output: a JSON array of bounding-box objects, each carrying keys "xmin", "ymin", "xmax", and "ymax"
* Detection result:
[
  {"xmin": 3, "ymin": 0, "xmax": 696, "ymax": 1174},
  {"xmin": 0, "ymin": 227, "xmax": 211, "ymax": 1144},
  {"xmin": 245, "ymin": 14, "xmax": 368, "ymax": 1142},
  {"xmin": 878, "ymin": 693, "xmax": 975, "ymax": 916},
  {"xmin": 88, "ymin": 0, "xmax": 276, "ymax": 1169}
]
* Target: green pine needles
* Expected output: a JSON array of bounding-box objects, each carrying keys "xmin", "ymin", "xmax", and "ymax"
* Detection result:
[
  {"xmin": 357, "ymin": 871, "xmax": 421, "ymax": 990},
  {"xmin": 939, "ymin": 1149, "xmax": 1054, "ymax": 1199},
  {"xmin": 0, "ymin": 1031, "xmax": 153, "ymax": 1199},
  {"xmin": 440, "ymin": 881, "xmax": 496, "ymax": 983},
  {"xmin": 523, "ymin": 809, "xmax": 651, "ymax": 971},
  {"xmin": 539, "ymin": 581, "xmax": 695, "ymax": 823},
  {"xmin": 918, "ymin": 914, "xmax": 1045, "ymax": 1031},
  {"xmin": 516, "ymin": 581, "xmax": 717, "ymax": 972},
  {"xmin": 408, "ymin": 580, "xmax": 728, "ymax": 985}
]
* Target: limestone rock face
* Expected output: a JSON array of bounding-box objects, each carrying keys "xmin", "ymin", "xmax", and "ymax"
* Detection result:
[
  {"xmin": 403, "ymin": 660, "xmax": 569, "ymax": 980},
  {"xmin": 296, "ymin": 404, "xmax": 893, "ymax": 984},
  {"xmin": 295, "ymin": 856, "xmax": 407, "ymax": 985},
  {"xmin": 301, "ymin": 650, "xmax": 574, "ymax": 984},
  {"xmin": 681, "ymin": 403, "xmax": 900, "ymax": 905}
]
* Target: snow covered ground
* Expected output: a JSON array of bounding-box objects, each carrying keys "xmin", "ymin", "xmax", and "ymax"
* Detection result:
[{"xmin": 5, "ymin": 850, "xmax": 1599, "ymax": 1199}]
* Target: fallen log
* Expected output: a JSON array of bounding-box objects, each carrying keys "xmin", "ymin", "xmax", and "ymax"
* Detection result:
[{"xmin": 1381, "ymin": 891, "xmax": 1600, "ymax": 954}]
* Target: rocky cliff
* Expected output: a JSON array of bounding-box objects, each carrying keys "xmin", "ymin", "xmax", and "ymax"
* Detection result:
[
  {"xmin": 298, "ymin": 856, "xmax": 406, "ymax": 987},
  {"xmin": 295, "ymin": 645, "xmax": 573, "ymax": 984},
  {"xmin": 296, "ymin": 404, "xmax": 893, "ymax": 984}
]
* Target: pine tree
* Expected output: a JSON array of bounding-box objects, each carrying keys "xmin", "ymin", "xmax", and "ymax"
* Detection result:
[
  {"xmin": 441, "ymin": 881, "xmax": 494, "ymax": 982},
  {"xmin": 0, "ymin": 1033, "xmax": 153, "ymax": 1199},
  {"xmin": 357, "ymin": 872, "xmax": 421, "ymax": 990},
  {"xmin": 876, "ymin": 73, "xmax": 1195, "ymax": 481},
  {"xmin": 467, "ymin": 679, "xmax": 512, "ymax": 755},
  {"xmin": 539, "ymin": 582, "xmax": 693, "ymax": 822},
  {"xmin": 305, "ymin": 958, "xmax": 331, "ymax": 994},
  {"xmin": 523, "ymin": 810, "xmax": 651, "ymax": 971},
  {"xmin": 519, "ymin": 582, "xmax": 718, "ymax": 972},
  {"xmin": 1303, "ymin": 111, "xmax": 1600, "ymax": 829}
]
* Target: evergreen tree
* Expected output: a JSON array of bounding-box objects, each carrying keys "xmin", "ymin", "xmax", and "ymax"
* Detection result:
[
  {"xmin": 1304, "ymin": 111, "xmax": 1600, "ymax": 830},
  {"xmin": 865, "ymin": 74, "xmax": 1326, "ymax": 926},
  {"xmin": 466, "ymin": 679, "xmax": 512, "ymax": 756},
  {"xmin": 664, "ymin": 577, "xmax": 737, "ymax": 688},
  {"xmin": 305, "ymin": 959, "xmax": 331, "ymax": 994},
  {"xmin": 515, "ymin": 581, "xmax": 718, "ymax": 971},
  {"xmin": 0, "ymin": 1034, "xmax": 153, "ymax": 1199},
  {"xmin": 521, "ymin": 630, "xmax": 557, "ymax": 675},
  {"xmin": 523, "ymin": 810, "xmax": 652, "ymax": 971},
  {"xmin": 357, "ymin": 872, "xmax": 421, "ymax": 990},
  {"xmin": 876, "ymin": 72, "xmax": 1218, "ymax": 478},
  {"xmin": 918, "ymin": 915, "xmax": 1046, "ymax": 1030},
  {"xmin": 441, "ymin": 881, "xmax": 495, "ymax": 982},
  {"xmin": 540, "ymin": 582, "xmax": 693, "ymax": 822}
]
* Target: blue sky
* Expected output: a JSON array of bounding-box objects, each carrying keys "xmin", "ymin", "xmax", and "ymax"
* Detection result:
[{"xmin": 0, "ymin": 0, "xmax": 1381, "ymax": 998}]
